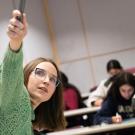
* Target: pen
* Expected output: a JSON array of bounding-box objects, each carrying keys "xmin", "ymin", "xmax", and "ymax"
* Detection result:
[
  {"xmin": 116, "ymin": 112, "xmax": 120, "ymax": 122},
  {"xmin": 16, "ymin": 0, "xmax": 26, "ymax": 22}
]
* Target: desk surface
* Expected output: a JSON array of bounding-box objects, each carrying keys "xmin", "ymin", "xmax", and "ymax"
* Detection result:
[
  {"xmin": 47, "ymin": 121, "xmax": 135, "ymax": 135},
  {"xmin": 64, "ymin": 106, "xmax": 100, "ymax": 117}
]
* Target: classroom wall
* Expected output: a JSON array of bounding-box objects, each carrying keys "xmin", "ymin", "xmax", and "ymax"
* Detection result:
[
  {"xmin": 0, "ymin": 0, "xmax": 52, "ymax": 64},
  {"xmin": 47, "ymin": 0, "xmax": 135, "ymax": 93},
  {"xmin": 1, "ymin": 0, "xmax": 135, "ymax": 94}
]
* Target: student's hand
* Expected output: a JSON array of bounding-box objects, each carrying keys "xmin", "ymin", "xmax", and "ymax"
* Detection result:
[
  {"xmin": 112, "ymin": 115, "xmax": 122, "ymax": 123},
  {"xmin": 93, "ymin": 99, "xmax": 103, "ymax": 106},
  {"xmin": 7, "ymin": 10, "xmax": 28, "ymax": 51}
]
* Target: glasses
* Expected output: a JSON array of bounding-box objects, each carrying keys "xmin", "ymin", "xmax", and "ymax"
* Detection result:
[{"xmin": 33, "ymin": 68, "xmax": 61, "ymax": 87}]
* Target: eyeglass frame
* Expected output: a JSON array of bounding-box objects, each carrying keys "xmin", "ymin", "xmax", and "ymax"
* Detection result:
[{"xmin": 33, "ymin": 68, "xmax": 61, "ymax": 87}]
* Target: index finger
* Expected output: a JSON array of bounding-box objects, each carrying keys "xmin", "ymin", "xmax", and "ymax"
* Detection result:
[{"xmin": 12, "ymin": 10, "xmax": 21, "ymax": 18}]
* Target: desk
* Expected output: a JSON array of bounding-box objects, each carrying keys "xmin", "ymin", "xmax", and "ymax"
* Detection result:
[
  {"xmin": 47, "ymin": 121, "xmax": 135, "ymax": 135},
  {"xmin": 64, "ymin": 107, "xmax": 100, "ymax": 117}
]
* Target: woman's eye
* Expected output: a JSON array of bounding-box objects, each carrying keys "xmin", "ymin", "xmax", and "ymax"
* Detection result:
[
  {"xmin": 36, "ymin": 70, "xmax": 45, "ymax": 77},
  {"xmin": 50, "ymin": 77, "xmax": 57, "ymax": 83}
]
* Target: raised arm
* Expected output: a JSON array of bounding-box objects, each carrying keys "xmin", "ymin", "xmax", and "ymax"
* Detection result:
[{"xmin": 0, "ymin": 10, "xmax": 28, "ymax": 107}]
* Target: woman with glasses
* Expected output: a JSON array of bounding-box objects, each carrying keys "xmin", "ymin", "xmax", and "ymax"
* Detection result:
[
  {"xmin": 24, "ymin": 58, "xmax": 66, "ymax": 134},
  {"xmin": 0, "ymin": 10, "xmax": 66, "ymax": 135}
]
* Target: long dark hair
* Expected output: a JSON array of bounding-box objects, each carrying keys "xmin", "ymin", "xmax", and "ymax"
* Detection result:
[
  {"xmin": 24, "ymin": 58, "xmax": 66, "ymax": 131},
  {"xmin": 105, "ymin": 71, "xmax": 135, "ymax": 103}
]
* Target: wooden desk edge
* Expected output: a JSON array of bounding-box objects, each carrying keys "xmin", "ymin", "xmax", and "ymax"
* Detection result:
[
  {"xmin": 64, "ymin": 107, "xmax": 100, "ymax": 117},
  {"xmin": 47, "ymin": 121, "xmax": 135, "ymax": 135}
]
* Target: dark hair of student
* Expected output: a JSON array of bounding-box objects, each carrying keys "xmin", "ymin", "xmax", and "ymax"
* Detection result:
[
  {"xmin": 104, "ymin": 59, "xmax": 123, "ymax": 87},
  {"xmin": 60, "ymin": 71, "xmax": 86, "ymax": 108},
  {"xmin": 105, "ymin": 71, "xmax": 135, "ymax": 103},
  {"xmin": 24, "ymin": 58, "xmax": 66, "ymax": 131},
  {"xmin": 106, "ymin": 59, "xmax": 123, "ymax": 72}
]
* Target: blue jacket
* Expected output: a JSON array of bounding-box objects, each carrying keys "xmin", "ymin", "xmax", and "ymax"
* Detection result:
[{"xmin": 94, "ymin": 96, "xmax": 135, "ymax": 124}]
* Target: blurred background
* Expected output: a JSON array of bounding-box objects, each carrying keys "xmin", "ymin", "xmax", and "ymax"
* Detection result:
[{"xmin": 0, "ymin": 0, "xmax": 135, "ymax": 95}]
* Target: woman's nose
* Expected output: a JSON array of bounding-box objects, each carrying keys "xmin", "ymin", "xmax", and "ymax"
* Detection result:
[
  {"xmin": 124, "ymin": 91, "xmax": 130, "ymax": 98},
  {"xmin": 43, "ymin": 74, "xmax": 50, "ymax": 84}
]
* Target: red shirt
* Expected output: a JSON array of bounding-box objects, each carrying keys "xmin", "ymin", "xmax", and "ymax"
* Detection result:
[{"xmin": 63, "ymin": 88, "xmax": 79, "ymax": 110}]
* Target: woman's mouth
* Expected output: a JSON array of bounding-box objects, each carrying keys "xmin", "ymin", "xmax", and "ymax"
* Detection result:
[{"xmin": 38, "ymin": 87, "xmax": 48, "ymax": 93}]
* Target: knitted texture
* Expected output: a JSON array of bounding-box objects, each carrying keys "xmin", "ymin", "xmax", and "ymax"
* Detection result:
[{"xmin": 0, "ymin": 47, "xmax": 33, "ymax": 135}]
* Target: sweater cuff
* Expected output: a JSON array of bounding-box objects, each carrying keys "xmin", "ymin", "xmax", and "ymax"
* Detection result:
[
  {"xmin": 4, "ymin": 44, "xmax": 23, "ymax": 64},
  {"xmin": 9, "ymin": 43, "xmax": 23, "ymax": 53}
]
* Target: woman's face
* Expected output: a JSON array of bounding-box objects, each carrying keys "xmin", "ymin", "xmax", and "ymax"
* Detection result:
[
  {"xmin": 119, "ymin": 84, "xmax": 134, "ymax": 100},
  {"xmin": 108, "ymin": 68, "xmax": 121, "ymax": 77},
  {"xmin": 27, "ymin": 61, "xmax": 58, "ymax": 103}
]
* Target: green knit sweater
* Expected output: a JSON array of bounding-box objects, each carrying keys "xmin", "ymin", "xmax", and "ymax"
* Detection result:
[{"xmin": 0, "ymin": 47, "xmax": 34, "ymax": 135}]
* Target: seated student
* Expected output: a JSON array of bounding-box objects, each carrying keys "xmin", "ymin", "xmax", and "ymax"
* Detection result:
[
  {"xmin": 61, "ymin": 71, "xmax": 85, "ymax": 110},
  {"xmin": 87, "ymin": 59, "xmax": 123, "ymax": 107},
  {"xmin": 94, "ymin": 72, "xmax": 135, "ymax": 135},
  {"xmin": 60, "ymin": 72, "xmax": 88, "ymax": 127}
]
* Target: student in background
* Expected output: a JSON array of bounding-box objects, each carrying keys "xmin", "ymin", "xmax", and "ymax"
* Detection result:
[
  {"xmin": 60, "ymin": 71, "xmax": 87, "ymax": 127},
  {"xmin": 94, "ymin": 72, "xmax": 135, "ymax": 135},
  {"xmin": 61, "ymin": 71, "xmax": 85, "ymax": 110},
  {"xmin": 0, "ymin": 10, "xmax": 66, "ymax": 135},
  {"xmin": 87, "ymin": 59, "xmax": 123, "ymax": 107}
]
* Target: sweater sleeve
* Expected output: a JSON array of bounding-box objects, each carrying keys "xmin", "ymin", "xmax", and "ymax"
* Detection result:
[
  {"xmin": 94, "ymin": 97, "xmax": 116, "ymax": 125},
  {"xmin": 0, "ymin": 46, "xmax": 24, "ymax": 108},
  {"xmin": 87, "ymin": 80, "xmax": 108, "ymax": 107}
]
